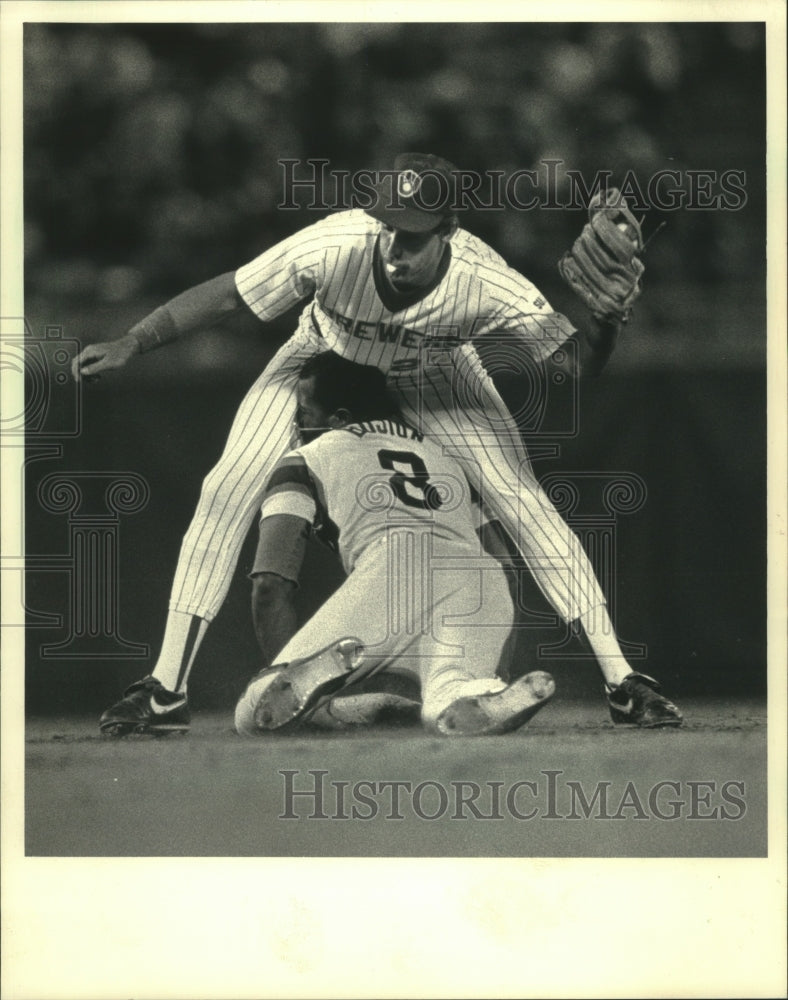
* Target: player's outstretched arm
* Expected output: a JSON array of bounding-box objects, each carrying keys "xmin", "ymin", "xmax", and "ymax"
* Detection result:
[
  {"xmin": 557, "ymin": 185, "xmax": 646, "ymax": 378},
  {"xmin": 252, "ymin": 573, "xmax": 300, "ymax": 667},
  {"xmin": 251, "ymin": 512, "xmax": 312, "ymax": 666},
  {"xmin": 71, "ymin": 271, "xmax": 246, "ymax": 381},
  {"xmin": 575, "ymin": 317, "xmax": 623, "ymax": 378}
]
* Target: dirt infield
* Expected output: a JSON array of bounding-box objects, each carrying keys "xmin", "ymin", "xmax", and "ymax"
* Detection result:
[{"xmin": 26, "ymin": 697, "xmax": 766, "ymax": 858}]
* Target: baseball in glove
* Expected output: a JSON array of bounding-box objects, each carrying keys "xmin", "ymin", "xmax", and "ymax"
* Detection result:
[{"xmin": 558, "ymin": 187, "xmax": 645, "ymax": 325}]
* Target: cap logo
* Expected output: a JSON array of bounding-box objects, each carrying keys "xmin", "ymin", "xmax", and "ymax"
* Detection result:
[{"xmin": 397, "ymin": 169, "xmax": 423, "ymax": 199}]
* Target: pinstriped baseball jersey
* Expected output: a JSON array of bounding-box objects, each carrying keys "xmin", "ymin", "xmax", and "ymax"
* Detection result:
[
  {"xmin": 235, "ymin": 209, "xmax": 575, "ymax": 376},
  {"xmin": 260, "ymin": 418, "xmax": 480, "ymax": 575},
  {"xmin": 170, "ymin": 209, "xmax": 606, "ymax": 628}
]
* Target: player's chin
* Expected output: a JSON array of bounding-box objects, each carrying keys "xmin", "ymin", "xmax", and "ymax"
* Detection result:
[{"xmin": 389, "ymin": 273, "xmax": 415, "ymax": 290}]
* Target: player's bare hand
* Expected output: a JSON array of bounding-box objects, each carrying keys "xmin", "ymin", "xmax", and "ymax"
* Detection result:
[{"xmin": 71, "ymin": 335, "xmax": 138, "ymax": 382}]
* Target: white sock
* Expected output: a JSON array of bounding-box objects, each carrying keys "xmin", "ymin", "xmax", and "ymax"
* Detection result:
[
  {"xmin": 578, "ymin": 605, "xmax": 632, "ymax": 687},
  {"xmin": 152, "ymin": 610, "xmax": 209, "ymax": 693}
]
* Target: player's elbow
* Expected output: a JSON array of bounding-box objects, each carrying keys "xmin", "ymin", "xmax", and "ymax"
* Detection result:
[{"xmin": 251, "ymin": 572, "xmax": 296, "ymax": 609}]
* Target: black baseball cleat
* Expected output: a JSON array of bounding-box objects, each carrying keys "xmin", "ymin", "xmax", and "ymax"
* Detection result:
[
  {"xmin": 235, "ymin": 638, "xmax": 365, "ymax": 736},
  {"xmin": 433, "ymin": 670, "xmax": 556, "ymax": 736},
  {"xmin": 606, "ymin": 672, "xmax": 683, "ymax": 728},
  {"xmin": 99, "ymin": 676, "xmax": 190, "ymax": 736}
]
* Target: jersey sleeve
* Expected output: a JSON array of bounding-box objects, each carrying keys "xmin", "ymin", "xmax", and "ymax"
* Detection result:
[
  {"xmin": 260, "ymin": 453, "xmax": 319, "ymax": 524},
  {"xmin": 235, "ymin": 216, "xmax": 334, "ymax": 321},
  {"xmin": 252, "ymin": 453, "xmax": 318, "ymax": 582},
  {"xmin": 473, "ymin": 259, "xmax": 577, "ymax": 362}
]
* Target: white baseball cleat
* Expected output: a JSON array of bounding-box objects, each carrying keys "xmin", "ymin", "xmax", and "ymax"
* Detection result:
[
  {"xmin": 235, "ymin": 638, "xmax": 364, "ymax": 736},
  {"xmin": 432, "ymin": 670, "xmax": 556, "ymax": 736}
]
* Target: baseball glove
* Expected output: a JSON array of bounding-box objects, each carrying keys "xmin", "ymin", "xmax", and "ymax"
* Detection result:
[{"xmin": 558, "ymin": 187, "xmax": 645, "ymax": 325}]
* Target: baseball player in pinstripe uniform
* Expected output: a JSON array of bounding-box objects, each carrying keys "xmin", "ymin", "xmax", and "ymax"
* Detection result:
[
  {"xmin": 235, "ymin": 350, "xmax": 556, "ymax": 736},
  {"xmin": 75, "ymin": 152, "xmax": 682, "ymax": 735}
]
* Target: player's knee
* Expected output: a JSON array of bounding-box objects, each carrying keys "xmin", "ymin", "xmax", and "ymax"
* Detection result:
[{"xmin": 197, "ymin": 473, "xmax": 238, "ymax": 511}]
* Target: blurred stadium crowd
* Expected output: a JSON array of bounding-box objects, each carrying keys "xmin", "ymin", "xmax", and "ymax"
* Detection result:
[{"xmin": 24, "ymin": 22, "xmax": 765, "ymax": 370}]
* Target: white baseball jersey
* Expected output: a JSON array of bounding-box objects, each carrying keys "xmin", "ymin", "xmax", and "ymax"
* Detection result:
[
  {"xmin": 235, "ymin": 209, "xmax": 575, "ymax": 377},
  {"xmin": 259, "ymin": 418, "xmax": 481, "ymax": 575},
  {"xmin": 251, "ymin": 418, "xmax": 515, "ymax": 723},
  {"xmin": 169, "ymin": 208, "xmax": 607, "ymax": 629}
]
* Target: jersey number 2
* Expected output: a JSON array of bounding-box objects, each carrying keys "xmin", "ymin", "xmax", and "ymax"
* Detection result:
[{"xmin": 377, "ymin": 449, "xmax": 443, "ymax": 511}]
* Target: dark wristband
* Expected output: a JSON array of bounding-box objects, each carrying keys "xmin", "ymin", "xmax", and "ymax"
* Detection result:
[{"xmin": 129, "ymin": 306, "xmax": 179, "ymax": 353}]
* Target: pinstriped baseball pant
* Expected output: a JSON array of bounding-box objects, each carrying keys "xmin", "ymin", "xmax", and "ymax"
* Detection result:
[{"xmin": 169, "ymin": 324, "xmax": 606, "ymax": 623}]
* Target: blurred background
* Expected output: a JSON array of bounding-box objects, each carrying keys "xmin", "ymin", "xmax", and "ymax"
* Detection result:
[{"xmin": 22, "ymin": 22, "xmax": 767, "ymax": 713}]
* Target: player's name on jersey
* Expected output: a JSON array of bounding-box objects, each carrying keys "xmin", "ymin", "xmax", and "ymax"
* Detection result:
[
  {"xmin": 343, "ymin": 420, "xmax": 423, "ymax": 442},
  {"xmin": 321, "ymin": 303, "xmax": 457, "ymax": 350}
]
